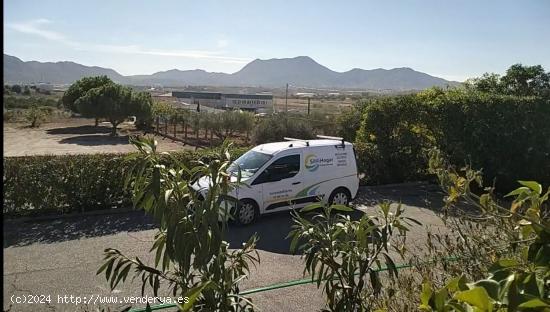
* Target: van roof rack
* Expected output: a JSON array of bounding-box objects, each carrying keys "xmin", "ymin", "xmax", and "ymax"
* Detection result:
[
  {"xmin": 283, "ymin": 137, "xmax": 309, "ymax": 146},
  {"xmin": 316, "ymin": 135, "xmax": 345, "ymax": 146}
]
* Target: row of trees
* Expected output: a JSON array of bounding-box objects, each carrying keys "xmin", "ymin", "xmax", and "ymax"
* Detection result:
[
  {"xmin": 151, "ymin": 103, "xmax": 256, "ymax": 143},
  {"xmin": 4, "ymin": 84, "xmax": 52, "ymax": 95},
  {"xmin": 62, "ymin": 76, "xmax": 153, "ymax": 135},
  {"xmin": 152, "ymin": 103, "xmax": 338, "ymax": 145}
]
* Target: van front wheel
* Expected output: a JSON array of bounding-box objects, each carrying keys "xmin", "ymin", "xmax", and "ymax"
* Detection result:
[
  {"xmin": 328, "ymin": 188, "xmax": 351, "ymax": 206},
  {"xmin": 235, "ymin": 199, "xmax": 259, "ymax": 225}
]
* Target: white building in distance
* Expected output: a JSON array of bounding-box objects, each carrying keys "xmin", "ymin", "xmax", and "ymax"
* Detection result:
[{"xmin": 172, "ymin": 91, "xmax": 273, "ymax": 112}]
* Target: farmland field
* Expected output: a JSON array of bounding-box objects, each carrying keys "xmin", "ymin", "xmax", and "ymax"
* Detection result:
[{"xmin": 272, "ymin": 97, "xmax": 354, "ymax": 114}]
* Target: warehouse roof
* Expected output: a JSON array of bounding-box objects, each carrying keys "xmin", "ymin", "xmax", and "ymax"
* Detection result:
[
  {"xmin": 172, "ymin": 91, "xmax": 272, "ymax": 100},
  {"xmin": 172, "ymin": 91, "xmax": 221, "ymax": 99},
  {"xmin": 223, "ymin": 93, "xmax": 273, "ymax": 100}
]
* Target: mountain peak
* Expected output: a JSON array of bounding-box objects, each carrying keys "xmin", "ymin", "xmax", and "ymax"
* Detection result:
[{"xmin": 293, "ymin": 55, "xmax": 315, "ymax": 61}]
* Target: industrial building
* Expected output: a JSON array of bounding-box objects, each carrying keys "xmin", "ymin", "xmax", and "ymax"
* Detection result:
[{"xmin": 171, "ymin": 91, "xmax": 272, "ymax": 112}]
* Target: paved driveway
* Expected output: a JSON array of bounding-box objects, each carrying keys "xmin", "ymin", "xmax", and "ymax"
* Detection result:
[{"xmin": 3, "ymin": 183, "xmax": 447, "ymax": 312}]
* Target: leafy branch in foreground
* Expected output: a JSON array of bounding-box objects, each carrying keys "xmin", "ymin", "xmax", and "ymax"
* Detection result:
[
  {"xmin": 288, "ymin": 202, "xmax": 420, "ymax": 311},
  {"xmin": 419, "ymin": 149, "xmax": 549, "ymax": 311},
  {"xmin": 97, "ymin": 136, "xmax": 260, "ymax": 311}
]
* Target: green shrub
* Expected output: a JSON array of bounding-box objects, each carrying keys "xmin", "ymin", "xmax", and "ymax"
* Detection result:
[
  {"xmin": 352, "ymin": 88, "xmax": 550, "ymax": 190},
  {"xmin": 3, "ymin": 96, "xmax": 59, "ymax": 109},
  {"xmin": 355, "ymin": 95, "xmax": 435, "ymax": 184},
  {"xmin": 289, "ymin": 202, "xmax": 418, "ymax": 311},
  {"xmin": 3, "ymin": 145, "xmax": 246, "ymax": 217},
  {"xmin": 422, "ymin": 89, "xmax": 550, "ymax": 191},
  {"xmin": 337, "ymin": 102, "xmax": 365, "ymax": 142},
  {"xmin": 252, "ymin": 113, "xmax": 314, "ymax": 144},
  {"xmin": 25, "ymin": 105, "xmax": 51, "ymax": 127},
  {"xmin": 3, "ymin": 109, "xmax": 24, "ymax": 122},
  {"xmin": 417, "ymin": 150, "xmax": 550, "ymax": 312}
]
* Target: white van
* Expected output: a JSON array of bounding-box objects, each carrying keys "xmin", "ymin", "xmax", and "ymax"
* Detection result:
[{"xmin": 192, "ymin": 136, "xmax": 360, "ymax": 225}]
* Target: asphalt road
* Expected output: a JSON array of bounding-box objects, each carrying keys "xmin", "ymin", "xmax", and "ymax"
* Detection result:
[{"xmin": 3, "ymin": 183, "xmax": 448, "ymax": 312}]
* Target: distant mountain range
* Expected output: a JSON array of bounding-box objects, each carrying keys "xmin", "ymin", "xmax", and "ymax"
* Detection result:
[{"xmin": 4, "ymin": 54, "xmax": 458, "ymax": 90}]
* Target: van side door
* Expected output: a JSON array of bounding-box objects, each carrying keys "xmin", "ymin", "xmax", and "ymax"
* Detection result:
[{"xmin": 251, "ymin": 153, "xmax": 303, "ymax": 212}]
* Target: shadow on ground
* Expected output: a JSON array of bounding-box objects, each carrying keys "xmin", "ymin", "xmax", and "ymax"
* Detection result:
[
  {"xmin": 58, "ymin": 134, "xmax": 130, "ymax": 146},
  {"xmin": 3, "ymin": 208, "xmax": 364, "ymax": 254},
  {"xmin": 46, "ymin": 125, "xmax": 112, "ymax": 135},
  {"xmin": 3, "ymin": 211, "xmax": 156, "ymax": 248}
]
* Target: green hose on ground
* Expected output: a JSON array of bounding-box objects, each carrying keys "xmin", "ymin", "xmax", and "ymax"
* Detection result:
[{"xmin": 128, "ymin": 256, "xmax": 459, "ymax": 312}]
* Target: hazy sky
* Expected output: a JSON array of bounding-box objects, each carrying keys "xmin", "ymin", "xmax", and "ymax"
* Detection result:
[{"xmin": 4, "ymin": 0, "xmax": 550, "ymax": 81}]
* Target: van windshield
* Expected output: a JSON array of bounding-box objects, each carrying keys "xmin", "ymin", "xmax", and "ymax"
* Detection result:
[{"xmin": 228, "ymin": 150, "xmax": 272, "ymax": 179}]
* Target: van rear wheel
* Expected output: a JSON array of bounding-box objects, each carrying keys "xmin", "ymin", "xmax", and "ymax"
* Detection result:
[
  {"xmin": 328, "ymin": 188, "xmax": 351, "ymax": 206},
  {"xmin": 235, "ymin": 199, "xmax": 259, "ymax": 225}
]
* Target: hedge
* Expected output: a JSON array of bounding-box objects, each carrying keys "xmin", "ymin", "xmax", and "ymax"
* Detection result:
[
  {"xmin": 353, "ymin": 88, "xmax": 550, "ymax": 191},
  {"xmin": 3, "ymin": 147, "xmax": 246, "ymax": 217}
]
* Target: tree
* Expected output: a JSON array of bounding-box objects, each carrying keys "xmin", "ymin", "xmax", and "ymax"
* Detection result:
[
  {"xmin": 238, "ymin": 111, "xmax": 255, "ymax": 143},
  {"xmin": 98, "ymin": 138, "xmax": 259, "ymax": 311},
  {"xmin": 501, "ymin": 64, "xmax": 550, "ymax": 96},
  {"xmin": 189, "ymin": 111, "xmax": 202, "ymax": 138},
  {"xmin": 22, "ymin": 85, "xmax": 31, "ymax": 95},
  {"xmin": 62, "ymin": 76, "xmax": 113, "ymax": 125},
  {"xmin": 25, "ymin": 104, "xmax": 51, "ymax": 127},
  {"xmin": 10, "ymin": 84, "xmax": 22, "ymax": 94},
  {"xmin": 76, "ymin": 83, "xmax": 152, "ymax": 136},
  {"xmin": 337, "ymin": 102, "xmax": 364, "ymax": 142},
  {"xmin": 466, "ymin": 64, "xmax": 550, "ymax": 96},
  {"xmin": 464, "ymin": 73, "xmax": 503, "ymax": 94},
  {"xmin": 131, "ymin": 91, "xmax": 154, "ymax": 131},
  {"xmin": 289, "ymin": 202, "xmax": 418, "ymax": 311},
  {"xmin": 252, "ymin": 113, "xmax": 314, "ymax": 144}
]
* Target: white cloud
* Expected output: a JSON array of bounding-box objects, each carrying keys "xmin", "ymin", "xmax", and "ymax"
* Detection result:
[
  {"xmin": 7, "ymin": 19, "xmax": 70, "ymax": 43},
  {"xmin": 7, "ymin": 19, "xmax": 249, "ymax": 64}
]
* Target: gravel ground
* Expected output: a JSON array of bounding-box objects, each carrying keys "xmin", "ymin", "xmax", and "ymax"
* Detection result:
[{"xmin": 3, "ymin": 183, "xmax": 447, "ymax": 312}]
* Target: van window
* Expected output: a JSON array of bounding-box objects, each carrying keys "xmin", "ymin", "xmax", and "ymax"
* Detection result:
[
  {"xmin": 228, "ymin": 150, "xmax": 272, "ymax": 179},
  {"xmin": 253, "ymin": 154, "xmax": 300, "ymax": 184}
]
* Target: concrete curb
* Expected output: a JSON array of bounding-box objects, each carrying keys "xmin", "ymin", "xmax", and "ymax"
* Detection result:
[{"xmin": 360, "ymin": 181, "xmax": 434, "ymax": 189}]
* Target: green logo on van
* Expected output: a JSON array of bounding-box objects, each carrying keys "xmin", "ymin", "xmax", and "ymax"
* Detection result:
[
  {"xmin": 305, "ymin": 154, "xmax": 319, "ymax": 172},
  {"xmin": 305, "ymin": 154, "xmax": 334, "ymax": 172}
]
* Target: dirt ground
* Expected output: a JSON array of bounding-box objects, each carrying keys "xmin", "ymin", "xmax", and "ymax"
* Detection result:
[{"xmin": 3, "ymin": 118, "xmax": 198, "ymax": 157}]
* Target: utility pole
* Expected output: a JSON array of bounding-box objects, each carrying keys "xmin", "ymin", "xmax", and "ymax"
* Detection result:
[
  {"xmin": 307, "ymin": 97, "xmax": 311, "ymax": 115},
  {"xmin": 285, "ymin": 83, "xmax": 289, "ymax": 113}
]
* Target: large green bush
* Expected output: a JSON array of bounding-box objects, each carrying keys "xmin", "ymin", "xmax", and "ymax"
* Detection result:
[
  {"xmin": 252, "ymin": 113, "xmax": 315, "ymax": 144},
  {"xmin": 3, "ymin": 146, "xmax": 246, "ymax": 217},
  {"xmin": 423, "ymin": 89, "xmax": 550, "ymax": 191},
  {"xmin": 355, "ymin": 95, "xmax": 435, "ymax": 185},
  {"xmin": 353, "ymin": 89, "xmax": 550, "ymax": 190}
]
